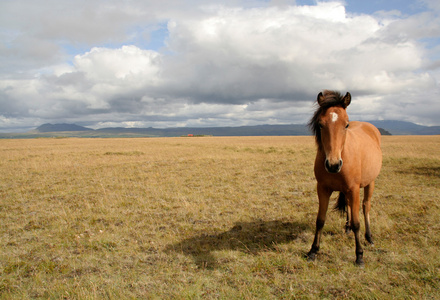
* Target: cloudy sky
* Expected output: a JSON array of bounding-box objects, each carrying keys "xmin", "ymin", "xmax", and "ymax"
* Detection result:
[{"xmin": 1, "ymin": 0, "xmax": 439, "ymax": 132}]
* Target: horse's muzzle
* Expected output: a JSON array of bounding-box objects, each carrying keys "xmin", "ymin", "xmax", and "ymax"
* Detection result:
[{"xmin": 325, "ymin": 159, "xmax": 343, "ymax": 173}]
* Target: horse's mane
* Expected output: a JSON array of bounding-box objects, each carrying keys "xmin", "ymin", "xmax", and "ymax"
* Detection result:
[{"xmin": 308, "ymin": 90, "xmax": 347, "ymax": 149}]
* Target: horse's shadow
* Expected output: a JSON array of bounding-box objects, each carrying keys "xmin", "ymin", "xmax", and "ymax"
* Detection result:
[{"xmin": 165, "ymin": 219, "xmax": 311, "ymax": 269}]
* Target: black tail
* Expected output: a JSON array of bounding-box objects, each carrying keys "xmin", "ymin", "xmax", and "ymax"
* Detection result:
[{"xmin": 334, "ymin": 192, "xmax": 346, "ymax": 215}]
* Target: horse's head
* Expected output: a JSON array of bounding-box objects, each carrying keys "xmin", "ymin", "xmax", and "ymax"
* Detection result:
[{"xmin": 314, "ymin": 91, "xmax": 351, "ymax": 174}]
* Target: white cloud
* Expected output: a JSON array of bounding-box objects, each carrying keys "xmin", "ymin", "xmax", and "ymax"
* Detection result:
[
  {"xmin": 73, "ymin": 46, "xmax": 161, "ymax": 85},
  {"xmin": 161, "ymin": 3, "xmax": 436, "ymax": 102}
]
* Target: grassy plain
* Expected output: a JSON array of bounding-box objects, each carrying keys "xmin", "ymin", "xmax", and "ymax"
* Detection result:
[{"xmin": 0, "ymin": 136, "xmax": 439, "ymax": 299}]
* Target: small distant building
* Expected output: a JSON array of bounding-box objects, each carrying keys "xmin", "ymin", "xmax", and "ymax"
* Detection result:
[{"xmin": 187, "ymin": 134, "xmax": 194, "ymax": 137}]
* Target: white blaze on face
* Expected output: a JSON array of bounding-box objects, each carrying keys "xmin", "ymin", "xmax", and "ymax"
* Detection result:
[{"xmin": 330, "ymin": 112, "xmax": 338, "ymax": 122}]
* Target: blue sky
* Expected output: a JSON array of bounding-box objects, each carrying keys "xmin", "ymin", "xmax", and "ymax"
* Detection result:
[
  {"xmin": 0, "ymin": 0, "xmax": 439, "ymax": 131},
  {"xmin": 345, "ymin": 0, "xmax": 424, "ymax": 14}
]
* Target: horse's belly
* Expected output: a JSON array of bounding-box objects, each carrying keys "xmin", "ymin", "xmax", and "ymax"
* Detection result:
[{"xmin": 359, "ymin": 149, "xmax": 382, "ymax": 188}]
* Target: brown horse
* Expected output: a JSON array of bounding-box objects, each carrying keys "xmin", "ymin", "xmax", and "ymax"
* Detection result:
[{"xmin": 307, "ymin": 90, "xmax": 382, "ymax": 266}]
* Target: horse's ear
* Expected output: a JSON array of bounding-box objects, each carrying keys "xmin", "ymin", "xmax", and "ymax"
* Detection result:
[
  {"xmin": 343, "ymin": 92, "xmax": 351, "ymax": 107},
  {"xmin": 317, "ymin": 92, "xmax": 325, "ymax": 106}
]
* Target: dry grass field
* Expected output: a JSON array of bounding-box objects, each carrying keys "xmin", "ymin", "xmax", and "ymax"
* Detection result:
[{"xmin": 0, "ymin": 135, "xmax": 439, "ymax": 299}]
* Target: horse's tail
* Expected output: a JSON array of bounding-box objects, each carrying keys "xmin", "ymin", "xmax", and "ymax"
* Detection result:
[{"xmin": 334, "ymin": 192, "xmax": 346, "ymax": 215}]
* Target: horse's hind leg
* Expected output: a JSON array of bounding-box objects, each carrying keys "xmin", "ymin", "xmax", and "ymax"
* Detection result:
[
  {"xmin": 363, "ymin": 182, "xmax": 375, "ymax": 245},
  {"xmin": 337, "ymin": 192, "xmax": 352, "ymax": 234},
  {"xmin": 345, "ymin": 204, "xmax": 351, "ymax": 234}
]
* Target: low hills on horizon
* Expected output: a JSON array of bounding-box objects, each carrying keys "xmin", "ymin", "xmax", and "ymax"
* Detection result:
[{"xmin": 1, "ymin": 120, "xmax": 439, "ymax": 138}]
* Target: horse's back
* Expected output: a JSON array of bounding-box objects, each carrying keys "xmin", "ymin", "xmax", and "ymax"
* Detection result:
[
  {"xmin": 349, "ymin": 121, "xmax": 381, "ymax": 146},
  {"xmin": 347, "ymin": 121, "xmax": 382, "ymax": 187}
]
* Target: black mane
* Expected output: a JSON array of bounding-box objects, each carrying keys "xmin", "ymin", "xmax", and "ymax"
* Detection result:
[{"xmin": 308, "ymin": 90, "xmax": 347, "ymax": 149}]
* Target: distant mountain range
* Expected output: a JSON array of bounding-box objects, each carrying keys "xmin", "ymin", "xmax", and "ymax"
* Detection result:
[
  {"xmin": 36, "ymin": 123, "xmax": 94, "ymax": 132},
  {"xmin": 369, "ymin": 120, "xmax": 440, "ymax": 135},
  {"xmin": 33, "ymin": 123, "xmax": 311, "ymax": 137},
  {"xmin": 0, "ymin": 120, "xmax": 439, "ymax": 138}
]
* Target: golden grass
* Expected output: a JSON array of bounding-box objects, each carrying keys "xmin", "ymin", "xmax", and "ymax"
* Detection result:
[{"xmin": 1, "ymin": 136, "xmax": 439, "ymax": 299}]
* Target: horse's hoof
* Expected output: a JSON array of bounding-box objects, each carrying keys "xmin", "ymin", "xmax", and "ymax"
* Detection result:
[
  {"xmin": 366, "ymin": 236, "xmax": 374, "ymax": 245},
  {"xmin": 355, "ymin": 255, "xmax": 365, "ymax": 267},
  {"xmin": 306, "ymin": 251, "xmax": 316, "ymax": 261},
  {"xmin": 356, "ymin": 261, "xmax": 365, "ymax": 268}
]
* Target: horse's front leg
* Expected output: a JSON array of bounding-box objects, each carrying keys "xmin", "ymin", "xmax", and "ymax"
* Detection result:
[
  {"xmin": 348, "ymin": 186, "xmax": 364, "ymax": 266},
  {"xmin": 307, "ymin": 184, "xmax": 332, "ymax": 261}
]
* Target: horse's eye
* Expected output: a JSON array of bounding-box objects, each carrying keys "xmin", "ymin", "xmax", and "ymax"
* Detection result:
[
  {"xmin": 319, "ymin": 124, "xmax": 323, "ymax": 129},
  {"xmin": 345, "ymin": 123, "xmax": 349, "ymax": 129}
]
